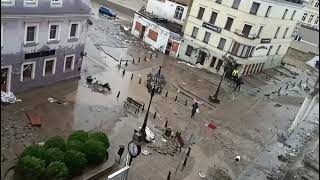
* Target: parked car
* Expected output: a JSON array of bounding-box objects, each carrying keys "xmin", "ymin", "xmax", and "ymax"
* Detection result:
[{"xmin": 99, "ymin": 6, "xmax": 116, "ymax": 18}]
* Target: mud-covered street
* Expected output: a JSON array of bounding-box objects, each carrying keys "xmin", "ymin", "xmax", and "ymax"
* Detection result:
[{"xmin": 1, "ymin": 1, "xmax": 319, "ymax": 180}]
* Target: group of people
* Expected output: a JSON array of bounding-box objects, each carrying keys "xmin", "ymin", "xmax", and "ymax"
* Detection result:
[{"xmin": 230, "ymin": 68, "xmax": 244, "ymax": 91}]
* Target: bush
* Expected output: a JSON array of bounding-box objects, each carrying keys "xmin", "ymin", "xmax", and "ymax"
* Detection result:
[
  {"xmin": 67, "ymin": 130, "xmax": 88, "ymax": 143},
  {"xmin": 88, "ymin": 132, "xmax": 110, "ymax": 149},
  {"xmin": 45, "ymin": 161, "xmax": 69, "ymax": 180},
  {"xmin": 45, "ymin": 148, "xmax": 64, "ymax": 166},
  {"xmin": 63, "ymin": 150, "xmax": 87, "ymax": 176},
  {"xmin": 44, "ymin": 136, "xmax": 66, "ymax": 151},
  {"xmin": 19, "ymin": 145, "xmax": 47, "ymax": 161},
  {"xmin": 66, "ymin": 140, "xmax": 84, "ymax": 152},
  {"xmin": 83, "ymin": 140, "xmax": 107, "ymax": 164},
  {"xmin": 15, "ymin": 155, "xmax": 45, "ymax": 180}
]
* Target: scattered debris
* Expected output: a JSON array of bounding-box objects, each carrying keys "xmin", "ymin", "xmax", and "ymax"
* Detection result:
[
  {"xmin": 47, "ymin": 97, "xmax": 56, "ymax": 103},
  {"xmin": 198, "ymin": 171, "xmax": 207, "ymax": 178},
  {"xmin": 138, "ymin": 127, "xmax": 155, "ymax": 142},
  {"xmin": 142, "ymin": 149, "xmax": 151, "ymax": 155},
  {"xmin": 26, "ymin": 112, "xmax": 42, "ymax": 127},
  {"xmin": 234, "ymin": 156, "xmax": 240, "ymax": 163},
  {"xmin": 195, "ymin": 63, "xmax": 203, "ymax": 69},
  {"xmin": 1, "ymin": 91, "xmax": 20, "ymax": 104},
  {"xmin": 206, "ymin": 123, "xmax": 217, "ymax": 129},
  {"xmin": 274, "ymin": 103, "xmax": 282, "ymax": 107}
]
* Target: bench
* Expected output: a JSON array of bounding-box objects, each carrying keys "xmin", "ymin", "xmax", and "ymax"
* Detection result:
[{"xmin": 123, "ymin": 97, "xmax": 144, "ymax": 114}]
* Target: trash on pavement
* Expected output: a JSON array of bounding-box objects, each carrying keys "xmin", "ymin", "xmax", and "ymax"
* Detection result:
[
  {"xmin": 26, "ymin": 112, "xmax": 42, "ymax": 127},
  {"xmin": 1, "ymin": 91, "xmax": 20, "ymax": 104},
  {"xmin": 195, "ymin": 63, "xmax": 203, "ymax": 69},
  {"xmin": 161, "ymin": 138, "xmax": 167, "ymax": 142},
  {"xmin": 199, "ymin": 171, "xmax": 207, "ymax": 178},
  {"xmin": 37, "ymin": 142, "xmax": 45, "ymax": 146},
  {"xmin": 206, "ymin": 123, "xmax": 217, "ymax": 129},
  {"xmin": 142, "ymin": 149, "xmax": 151, "ymax": 155},
  {"xmin": 47, "ymin": 97, "xmax": 56, "ymax": 103},
  {"xmin": 234, "ymin": 156, "xmax": 241, "ymax": 163},
  {"xmin": 139, "ymin": 127, "xmax": 155, "ymax": 142}
]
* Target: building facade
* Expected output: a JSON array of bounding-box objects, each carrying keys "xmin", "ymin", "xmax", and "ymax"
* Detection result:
[
  {"xmin": 178, "ymin": 0, "xmax": 306, "ymax": 76},
  {"xmin": 1, "ymin": 0, "xmax": 91, "ymax": 93},
  {"xmin": 290, "ymin": 0, "xmax": 319, "ymax": 55},
  {"xmin": 131, "ymin": 0, "xmax": 191, "ymax": 57}
]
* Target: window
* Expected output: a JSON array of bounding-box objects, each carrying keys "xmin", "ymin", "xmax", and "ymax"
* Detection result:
[
  {"xmin": 43, "ymin": 58, "xmax": 56, "ymax": 76},
  {"xmin": 148, "ymin": 29, "xmax": 158, "ymax": 42},
  {"xmin": 21, "ymin": 62, "xmax": 36, "ymax": 81},
  {"xmin": 315, "ymin": 1, "xmax": 319, "ymax": 7},
  {"xmin": 1, "ymin": 24, "xmax": 3, "ymax": 47},
  {"xmin": 250, "ymin": 2, "xmax": 260, "ymax": 15},
  {"xmin": 302, "ymin": 13, "xmax": 307, "ymax": 21},
  {"xmin": 174, "ymin": 6, "xmax": 184, "ymax": 20},
  {"xmin": 185, "ymin": 45, "xmax": 193, "ymax": 56},
  {"xmin": 135, "ymin": 21, "xmax": 142, "ymax": 31},
  {"xmin": 308, "ymin": 15, "xmax": 314, "ymax": 23},
  {"xmin": 282, "ymin": 9, "xmax": 288, "ymax": 19},
  {"xmin": 242, "ymin": 24, "xmax": 252, "ymax": 37},
  {"xmin": 51, "ymin": 0, "xmax": 63, "ymax": 7},
  {"xmin": 283, "ymin": 28, "xmax": 289, "ymax": 38},
  {"xmin": 216, "ymin": 60, "xmax": 223, "ymax": 71},
  {"xmin": 209, "ymin": 11, "xmax": 218, "ymax": 25},
  {"xmin": 230, "ymin": 42, "xmax": 254, "ymax": 58},
  {"xmin": 203, "ymin": 32, "xmax": 211, "ymax": 43},
  {"xmin": 210, "ymin": 57, "xmax": 217, "ymax": 67},
  {"xmin": 224, "ymin": 17, "xmax": 234, "ymax": 31},
  {"xmin": 216, "ymin": 0, "xmax": 222, "ymax": 4},
  {"xmin": 24, "ymin": 0, "xmax": 38, "ymax": 7},
  {"xmin": 274, "ymin": 27, "xmax": 280, "ymax": 38},
  {"xmin": 257, "ymin": 26, "xmax": 263, "ymax": 38},
  {"xmin": 191, "ymin": 27, "xmax": 199, "ymax": 38},
  {"xmin": 48, "ymin": 23, "xmax": 60, "ymax": 41},
  {"xmin": 265, "ymin": 6, "xmax": 272, "ymax": 17},
  {"xmin": 276, "ymin": 45, "xmax": 281, "ymax": 55},
  {"xmin": 197, "ymin": 7, "xmax": 205, "ymax": 20},
  {"xmin": 310, "ymin": 0, "xmax": 314, "ymax": 6},
  {"xmin": 64, "ymin": 55, "xmax": 75, "ymax": 72},
  {"xmin": 291, "ymin": 10, "xmax": 296, "ymax": 20},
  {"xmin": 315, "ymin": 16, "xmax": 319, "ymax": 25},
  {"xmin": 232, "ymin": 0, "xmax": 241, "ymax": 9},
  {"xmin": 69, "ymin": 22, "xmax": 80, "ymax": 38},
  {"xmin": 24, "ymin": 23, "xmax": 39, "ymax": 44},
  {"xmin": 267, "ymin": 45, "xmax": 273, "ymax": 55},
  {"xmin": 217, "ymin": 38, "xmax": 226, "ymax": 50},
  {"xmin": 294, "ymin": 36, "xmax": 302, "ymax": 41},
  {"xmin": 1, "ymin": 0, "xmax": 15, "ymax": 6}
]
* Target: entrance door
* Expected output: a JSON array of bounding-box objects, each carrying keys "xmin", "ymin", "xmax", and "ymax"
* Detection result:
[
  {"xmin": 196, "ymin": 51, "xmax": 207, "ymax": 65},
  {"xmin": 1, "ymin": 68, "xmax": 9, "ymax": 92},
  {"xmin": 140, "ymin": 26, "xmax": 146, "ymax": 39},
  {"xmin": 165, "ymin": 42, "xmax": 172, "ymax": 55}
]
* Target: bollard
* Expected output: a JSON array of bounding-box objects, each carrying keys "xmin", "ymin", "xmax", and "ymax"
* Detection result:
[
  {"xmin": 117, "ymin": 91, "xmax": 120, "ymax": 98},
  {"xmin": 156, "ymin": 53, "xmax": 158, "ymax": 58},
  {"xmin": 144, "ymin": 56, "xmax": 146, "ymax": 61},
  {"xmin": 150, "ymin": 53, "xmax": 152, "ymax": 59},
  {"xmin": 132, "ymin": 58, "xmax": 135, "ymax": 64},
  {"xmin": 167, "ymin": 171, "xmax": 171, "ymax": 180},
  {"xmin": 138, "ymin": 57, "xmax": 141, "ymax": 63},
  {"xmin": 139, "ymin": 78, "xmax": 142, "ymax": 84},
  {"xmin": 131, "ymin": 74, "xmax": 133, "ymax": 80},
  {"xmin": 120, "ymin": 59, "xmax": 122, "ymax": 66},
  {"xmin": 292, "ymin": 82, "xmax": 296, "ymax": 87},
  {"xmin": 165, "ymin": 121, "xmax": 168, "ymax": 128},
  {"xmin": 174, "ymin": 95, "xmax": 177, "ymax": 102},
  {"xmin": 285, "ymin": 84, "xmax": 289, "ymax": 90},
  {"xmin": 298, "ymin": 80, "xmax": 302, "ymax": 87},
  {"xmin": 125, "ymin": 61, "xmax": 128, "ymax": 66},
  {"xmin": 186, "ymin": 147, "xmax": 191, "ymax": 156},
  {"xmin": 122, "ymin": 69, "xmax": 126, "ymax": 76},
  {"xmin": 185, "ymin": 100, "xmax": 187, "ymax": 106},
  {"xmin": 278, "ymin": 87, "xmax": 281, "ymax": 94},
  {"xmin": 165, "ymin": 91, "xmax": 168, "ymax": 97},
  {"xmin": 153, "ymin": 112, "xmax": 157, "ymax": 119},
  {"xmin": 142, "ymin": 104, "xmax": 145, "ymax": 111},
  {"xmin": 181, "ymin": 155, "xmax": 188, "ymax": 171}
]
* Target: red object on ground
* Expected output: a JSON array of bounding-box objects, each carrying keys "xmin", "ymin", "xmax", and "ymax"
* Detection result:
[
  {"xmin": 26, "ymin": 112, "xmax": 42, "ymax": 126},
  {"xmin": 207, "ymin": 124, "xmax": 216, "ymax": 129}
]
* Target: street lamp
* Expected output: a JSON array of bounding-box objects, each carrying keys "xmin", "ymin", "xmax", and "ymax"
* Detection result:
[{"xmin": 140, "ymin": 86, "xmax": 156, "ymax": 136}]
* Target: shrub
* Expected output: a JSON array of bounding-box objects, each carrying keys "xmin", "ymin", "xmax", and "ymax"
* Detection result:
[
  {"xmin": 45, "ymin": 161, "xmax": 69, "ymax": 180},
  {"xmin": 19, "ymin": 145, "xmax": 47, "ymax": 161},
  {"xmin": 66, "ymin": 140, "xmax": 84, "ymax": 152},
  {"xmin": 67, "ymin": 130, "xmax": 88, "ymax": 143},
  {"xmin": 44, "ymin": 136, "xmax": 66, "ymax": 151},
  {"xmin": 45, "ymin": 148, "xmax": 64, "ymax": 165},
  {"xmin": 88, "ymin": 132, "xmax": 110, "ymax": 149},
  {"xmin": 63, "ymin": 150, "xmax": 87, "ymax": 176},
  {"xmin": 15, "ymin": 155, "xmax": 45, "ymax": 180},
  {"xmin": 83, "ymin": 140, "xmax": 107, "ymax": 164}
]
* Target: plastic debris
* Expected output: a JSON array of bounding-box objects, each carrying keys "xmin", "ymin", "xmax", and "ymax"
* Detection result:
[
  {"xmin": 138, "ymin": 127, "xmax": 155, "ymax": 142},
  {"xmin": 47, "ymin": 97, "xmax": 56, "ymax": 103},
  {"xmin": 199, "ymin": 171, "xmax": 207, "ymax": 178},
  {"xmin": 142, "ymin": 149, "xmax": 151, "ymax": 155},
  {"xmin": 1, "ymin": 91, "xmax": 20, "ymax": 104}
]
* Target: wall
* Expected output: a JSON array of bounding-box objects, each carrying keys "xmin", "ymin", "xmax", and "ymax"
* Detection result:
[{"xmin": 146, "ymin": 0, "xmax": 188, "ymax": 25}]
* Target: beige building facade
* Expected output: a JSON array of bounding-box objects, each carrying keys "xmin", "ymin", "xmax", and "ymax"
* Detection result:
[{"xmin": 178, "ymin": 0, "xmax": 306, "ymax": 76}]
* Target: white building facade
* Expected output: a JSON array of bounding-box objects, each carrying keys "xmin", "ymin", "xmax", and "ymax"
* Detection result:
[{"xmin": 178, "ymin": 0, "xmax": 306, "ymax": 76}]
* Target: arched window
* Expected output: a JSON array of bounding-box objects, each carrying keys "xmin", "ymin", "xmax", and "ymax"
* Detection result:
[{"xmin": 174, "ymin": 6, "xmax": 184, "ymax": 20}]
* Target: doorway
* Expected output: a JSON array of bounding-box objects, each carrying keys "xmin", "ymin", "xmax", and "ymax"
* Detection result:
[
  {"xmin": 140, "ymin": 26, "xmax": 146, "ymax": 39},
  {"xmin": 165, "ymin": 41, "xmax": 172, "ymax": 55},
  {"xmin": 1, "ymin": 67, "xmax": 10, "ymax": 92},
  {"xmin": 196, "ymin": 51, "xmax": 207, "ymax": 65}
]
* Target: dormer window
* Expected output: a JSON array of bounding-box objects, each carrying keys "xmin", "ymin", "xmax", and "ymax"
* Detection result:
[
  {"xmin": 51, "ymin": 0, "xmax": 63, "ymax": 7},
  {"xmin": 1, "ymin": 0, "xmax": 15, "ymax": 6},
  {"xmin": 24, "ymin": 0, "xmax": 38, "ymax": 7}
]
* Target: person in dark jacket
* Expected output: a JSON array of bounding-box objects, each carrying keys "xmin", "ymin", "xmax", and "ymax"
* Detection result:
[
  {"xmin": 234, "ymin": 77, "xmax": 244, "ymax": 91},
  {"xmin": 191, "ymin": 101, "xmax": 199, "ymax": 118}
]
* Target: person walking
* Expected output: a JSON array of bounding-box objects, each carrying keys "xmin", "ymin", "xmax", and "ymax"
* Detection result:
[
  {"xmin": 230, "ymin": 68, "xmax": 239, "ymax": 87},
  {"xmin": 234, "ymin": 77, "xmax": 243, "ymax": 91},
  {"xmin": 191, "ymin": 101, "xmax": 199, "ymax": 118}
]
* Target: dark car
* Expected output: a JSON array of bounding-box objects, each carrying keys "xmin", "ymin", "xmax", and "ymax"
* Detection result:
[{"xmin": 99, "ymin": 6, "xmax": 116, "ymax": 17}]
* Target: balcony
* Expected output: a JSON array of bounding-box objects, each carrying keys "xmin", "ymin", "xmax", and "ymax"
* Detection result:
[{"xmin": 234, "ymin": 29, "xmax": 258, "ymax": 40}]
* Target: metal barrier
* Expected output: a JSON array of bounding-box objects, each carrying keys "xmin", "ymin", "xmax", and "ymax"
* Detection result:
[{"xmin": 107, "ymin": 154, "xmax": 130, "ymax": 180}]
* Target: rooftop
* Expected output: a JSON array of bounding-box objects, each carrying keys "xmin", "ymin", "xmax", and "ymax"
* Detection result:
[
  {"xmin": 137, "ymin": 10, "xmax": 183, "ymax": 35},
  {"xmin": 1, "ymin": 0, "xmax": 91, "ymax": 16}
]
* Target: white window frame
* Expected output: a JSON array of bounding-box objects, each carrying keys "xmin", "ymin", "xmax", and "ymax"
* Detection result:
[
  {"xmin": 1, "ymin": 65, "xmax": 12, "ymax": 92},
  {"xmin": 314, "ymin": 16, "xmax": 319, "ymax": 25},
  {"xmin": 68, "ymin": 21, "xmax": 81, "ymax": 39},
  {"xmin": 302, "ymin": 13, "xmax": 308, "ymax": 21},
  {"xmin": 42, "ymin": 58, "xmax": 57, "ymax": 76},
  {"xmin": 1, "ymin": 24, "xmax": 3, "ymax": 47},
  {"xmin": 48, "ymin": 22, "xmax": 61, "ymax": 41},
  {"xmin": 174, "ymin": 6, "xmax": 184, "ymax": 20},
  {"xmin": 1, "ymin": 0, "xmax": 15, "ymax": 6},
  {"xmin": 50, "ymin": 0, "xmax": 63, "ymax": 7},
  {"xmin": 63, "ymin": 55, "xmax": 75, "ymax": 72},
  {"xmin": 308, "ymin": 15, "xmax": 314, "ymax": 23},
  {"xmin": 24, "ymin": 23, "xmax": 39, "ymax": 44},
  {"xmin": 20, "ymin": 61, "xmax": 36, "ymax": 82},
  {"xmin": 24, "ymin": 0, "xmax": 38, "ymax": 7}
]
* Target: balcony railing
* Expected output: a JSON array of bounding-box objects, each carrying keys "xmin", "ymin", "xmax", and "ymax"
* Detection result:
[{"xmin": 234, "ymin": 29, "xmax": 258, "ymax": 40}]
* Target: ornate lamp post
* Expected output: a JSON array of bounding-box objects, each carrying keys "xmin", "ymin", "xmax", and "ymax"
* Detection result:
[{"xmin": 140, "ymin": 86, "xmax": 156, "ymax": 136}]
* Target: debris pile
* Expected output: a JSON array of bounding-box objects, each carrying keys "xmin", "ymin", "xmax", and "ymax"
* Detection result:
[
  {"xmin": 1, "ymin": 91, "xmax": 21, "ymax": 104},
  {"xmin": 146, "ymin": 139, "xmax": 178, "ymax": 156},
  {"xmin": 85, "ymin": 76, "xmax": 112, "ymax": 94}
]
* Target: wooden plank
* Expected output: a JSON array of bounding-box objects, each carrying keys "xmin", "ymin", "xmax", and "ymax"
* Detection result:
[{"xmin": 26, "ymin": 112, "xmax": 41, "ymax": 126}]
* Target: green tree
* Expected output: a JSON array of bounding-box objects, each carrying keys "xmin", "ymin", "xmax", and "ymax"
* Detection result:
[
  {"xmin": 45, "ymin": 161, "xmax": 69, "ymax": 180},
  {"xmin": 44, "ymin": 136, "xmax": 66, "ymax": 151},
  {"xmin": 88, "ymin": 132, "xmax": 110, "ymax": 149},
  {"xmin": 66, "ymin": 140, "xmax": 84, "ymax": 152},
  {"xmin": 83, "ymin": 140, "xmax": 107, "ymax": 164},
  {"xmin": 67, "ymin": 130, "xmax": 88, "ymax": 143},
  {"xmin": 15, "ymin": 156, "xmax": 45, "ymax": 180},
  {"xmin": 19, "ymin": 145, "xmax": 47, "ymax": 161},
  {"xmin": 45, "ymin": 148, "xmax": 64, "ymax": 165},
  {"xmin": 63, "ymin": 150, "xmax": 87, "ymax": 176}
]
